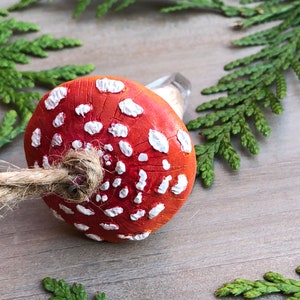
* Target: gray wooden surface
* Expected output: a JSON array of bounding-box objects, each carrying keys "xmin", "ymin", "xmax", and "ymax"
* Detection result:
[{"xmin": 1, "ymin": 1, "xmax": 300, "ymax": 299}]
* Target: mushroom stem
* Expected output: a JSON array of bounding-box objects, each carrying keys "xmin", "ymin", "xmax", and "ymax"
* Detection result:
[
  {"xmin": 146, "ymin": 73, "xmax": 191, "ymax": 119},
  {"xmin": 0, "ymin": 149, "xmax": 103, "ymax": 218}
]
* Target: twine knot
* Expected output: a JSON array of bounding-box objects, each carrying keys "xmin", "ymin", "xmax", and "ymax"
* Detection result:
[{"xmin": 0, "ymin": 149, "xmax": 103, "ymax": 218}]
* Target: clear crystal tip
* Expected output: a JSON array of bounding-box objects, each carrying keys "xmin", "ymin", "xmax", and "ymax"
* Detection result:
[{"xmin": 146, "ymin": 73, "xmax": 191, "ymax": 119}]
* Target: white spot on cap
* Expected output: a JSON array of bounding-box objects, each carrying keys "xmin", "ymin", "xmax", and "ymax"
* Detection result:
[
  {"xmin": 148, "ymin": 129, "xmax": 169, "ymax": 153},
  {"xmin": 119, "ymin": 140, "xmax": 133, "ymax": 157},
  {"xmin": 134, "ymin": 192, "xmax": 143, "ymax": 204},
  {"xmin": 157, "ymin": 175, "xmax": 172, "ymax": 194},
  {"xmin": 96, "ymin": 78, "xmax": 125, "ymax": 93},
  {"xmin": 118, "ymin": 231, "xmax": 150, "ymax": 241},
  {"xmin": 103, "ymin": 154, "xmax": 111, "ymax": 162},
  {"xmin": 101, "ymin": 195, "xmax": 108, "ymax": 202},
  {"xmin": 100, "ymin": 223, "xmax": 119, "ymax": 230},
  {"xmin": 171, "ymin": 174, "xmax": 188, "ymax": 195},
  {"xmin": 100, "ymin": 181, "xmax": 110, "ymax": 191},
  {"xmin": 104, "ymin": 206, "xmax": 124, "ymax": 217},
  {"xmin": 98, "ymin": 149, "xmax": 104, "ymax": 157},
  {"xmin": 108, "ymin": 123, "xmax": 128, "ymax": 137},
  {"xmin": 31, "ymin": 128, "xmax": 41, "ymax": 148},
  {"xmin": 42, "ymin": 156, "xmax": 51, "ymax": 169},
  {"xmin": 112, "ymin": 178, "xmax": 122, "ymax": 188},
  {"xmin": 162, "ymin": 159, "xmax": 171, "ymax": 170},
  {"xmin": 59, "ymin": 204, "xmax": 74, "ymax": 215},
  {"xmin": 84, "ymin": 142, "xmax": 92, "ymax": 151},
  {"xmin": 52, "ymin": 112, "xmax": 65, "ymax": 128},
  {"xmin": 76, "ymin": 204, "xmax": 95, "ymax": 216},
  {"xmin": 96, "ymin": 194, "xmax": 108, "ymax": 202},
  {"xmin": 115, "ymin": 161, "xmax": 126, "ymax": 174},
  {"xmin": 119, "ymin": 187, "xmax": 129, "ymax": 198},
  {"xmin": 149, "ymin": 203, "xmax": 165, "ymax": 219},
  {"xmin": 51, "ymin": 133, "xmax": 63, "ymax": 147},
  {"xmin": 52, "ymin": 209, "xmax": 64, "ymax": 221},
  {"xmin": 130, "ymin": 209, "xmax": 146, "ymax": 221},
  {"xmin": 75, "ymin": 104, "xmax": 91, "ymax": 117},
  {"xmin": 45, "ymin": 86, "xmax": 67, "ymax": 110},
  {"xmin": 119, "ymin": 98, "xmax": 144, "ymax": 117},
  {"xmin": 136, "ymin": 169, "xmax": 147, "ymax": 191},
  {"xmin": 72, "ymin": 140, "xmax": 83, "ymax": 149},
  {"xmin": 177, "ymin": 130, "xmax": 193, "ymax": 153},
  {"xmin": 74, "ymin": 223, "xmax": 90, "ymax": 231},
  {"xmin": 84, "ymin": 121, "xmax": 103, "ymax": 135},
  {"xmin": 138, "ymin": 153, "xmax": 148, "ymax": 162},
  {"xmin": 85, "ymin": 233, "xmax": 103, "ymax": 242},
  {"xmin": 104, "ymin": 144, "xmax": 113, "ymax": 151}
]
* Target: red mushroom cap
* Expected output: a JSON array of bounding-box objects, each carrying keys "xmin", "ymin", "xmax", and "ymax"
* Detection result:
[{"xmin": 24, "ymin": 75, "xmax": 196, "ymax": 242}]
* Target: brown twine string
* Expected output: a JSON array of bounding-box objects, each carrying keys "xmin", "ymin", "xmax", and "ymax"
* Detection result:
[{"xmin": 0, "ymin": 148, "xmax": 103, "ymax": 218}]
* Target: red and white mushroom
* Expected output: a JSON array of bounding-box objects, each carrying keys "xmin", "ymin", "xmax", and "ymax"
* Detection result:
[{"xmin": 24, "ymin": 75, "xmax": 196, "ymax": 242}]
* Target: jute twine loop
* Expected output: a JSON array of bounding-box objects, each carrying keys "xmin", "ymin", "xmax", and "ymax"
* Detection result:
[{"xmin": 0, "ymin": 148, "xmax": 103, "ymax": 218}]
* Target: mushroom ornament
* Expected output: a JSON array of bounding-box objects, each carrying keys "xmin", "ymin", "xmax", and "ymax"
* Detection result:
[{"xmin": 24, "ymin": 75, "xmax": 196, "ymax": 242}]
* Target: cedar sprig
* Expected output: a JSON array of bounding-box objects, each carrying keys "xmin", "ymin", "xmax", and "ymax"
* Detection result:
[
  {"xmin": 186, "ymin": 1, "xmax": 300, "ymax": 186},
  {"xmin": 8, "ymin": 0, "xmax": 139, "ymax": 18},
  {"xmin": 0, "ymin": 17, "xmax": 39, "ymax": 45},
  {"xmin": 21, "ymin": 65, "xmax": 95, "ymax": 88},
  {"xmin": 215, "ymin": 266, "xmax": 300, "ymax": 299},
  {"xmin": 7, "ymin": 0, "xmax": 40, "ymax": 11},
  {"xmin": 0, "ymin": 16, "xmax": 94, "ymax": 148},
  {"xmin": 42, "ymin": 277, "xmax": 107, "ymax": 300},
  {"xmin": 6, "ymin": 0, "xmax": 280, "ymax": 19}
]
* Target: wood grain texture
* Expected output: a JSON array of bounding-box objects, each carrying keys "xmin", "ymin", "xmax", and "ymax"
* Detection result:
[{"xmin": 1, "ymin": 1, "xmax": 300, "ymax": 299}]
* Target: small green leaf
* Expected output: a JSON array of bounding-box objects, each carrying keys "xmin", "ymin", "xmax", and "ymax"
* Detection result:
[
  {"xmin": 0, "ymin": 8, "xmax": 8, "ymax": 16},
  {"xmin": 73, "ymin": 0, "xmax": 91, "ymax": 18},
  {"xmin": 0, "ymin": 110, "xmax": 18, "ymax": 145},
  {"xmin": 42, "ymin": 277, "xmax": 107, "ymax": 300},
  {"xmin": 8, "ymin": 0, "xmax": 40, "ymax": 11},
  {"xmin": 240, "ymin": 121, "xmax": 259, "ymax": 154},
  {"xmin": 115, "ymin": 0, "xmax": 137, "ymax": 12},
  {"xmin": 218, "ymin": 134, "xmax": 240, "ymax": 170},
  {"xmin": 96, "ymin": 0, "xmax": 119, "ymax": 18},
  {"xmin": 71, "ymin": 282, "xmax": 88, "ymax": 299},
  {"xmin": 216, "ymin": 267, "xmax": 300, "ymax": 299},
  {"xmin": 22, "ymin": 64, "xmax": 95, "ymax": 87},
  {"xmin": 95, "ymin": 292, "xmax": 107, "ymax": 300}
]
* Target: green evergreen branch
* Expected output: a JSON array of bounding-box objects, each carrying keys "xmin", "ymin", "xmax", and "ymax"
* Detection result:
[
  {"xmin": 7, "ymin": 0, "xmax": 41, "ymax": 11},
  {"xmin": 215, "ymin": 266, "xmax": 300, "ymax": 299},
  {"xmin": 0, "ymin": 16, "xmax": 94, "ymax": 148},
  {"xmin": 186, "ymin": 1, "xmax": 300, "ymax": 186},
  {"xmin": 0, "ymin": 8, "xmax": 8, "ymax": 17},
  {"xmin": 5, "ymin": 0, "xmax": 261, "ymax": 18},
  {"xmin": 72, "ymin": 0, "xmax": 92, "ymax": 18},
  {"xmin": 0, "ymin": 18, "xmax": 39, "ymax": 45},
  {"xmin": 21, "ymin": 64, "xmax": 95, "ymax": 88},
  {"xmin": 8, "ymin": 0, "xmax": 141, "ymax": 18},
  {"xmin": 42, "ymin": 277, "xmax": 107, "ymax": 300}
]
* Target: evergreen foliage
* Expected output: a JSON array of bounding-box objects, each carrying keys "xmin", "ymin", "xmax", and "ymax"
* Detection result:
[
  {"xmin": 0, "ymin": 15, "xmax": 94, "ymax": 148},
  {"xmin": 185, "ymin": 0, "xmax": 300, "ymax": 186},
  {"xmin": 8, "ymin": 0, "xmax": 140, "ymax": 18},
  {"xmin": 216, "ymin": 266, "xmax": 300, "ymax": 299},
  {"xmin": 43, "ymin": 277, "xmax": 107, "ymax": 300},
  {"xmin": 7, "ymin": 0, "xmax": 40, "ymax": 11}
]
